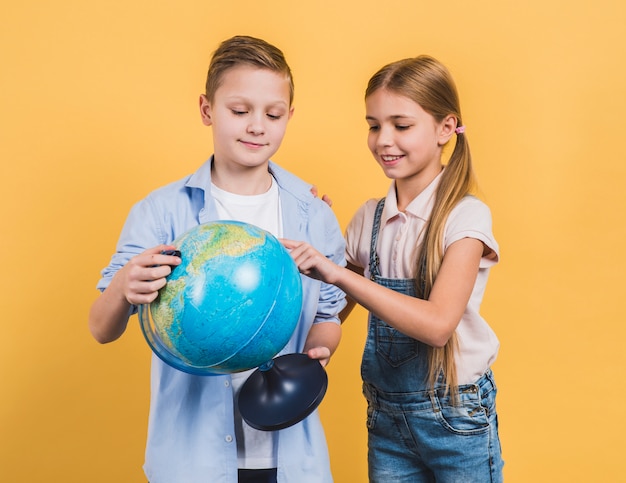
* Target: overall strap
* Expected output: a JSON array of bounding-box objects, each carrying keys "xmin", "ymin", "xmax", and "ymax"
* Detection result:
[
  {"xmin": 369, "ymin": 199, "xmax": 386, "ymax": 280},
  {"xmin": 368, "ymin": 197, "xmax": 427, "ymax": 297}
]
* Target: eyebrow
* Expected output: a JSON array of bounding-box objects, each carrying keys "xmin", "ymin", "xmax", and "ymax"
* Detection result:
[
  {"xmin": 365, "ymin": 114, "xmax": 413, "ymax": 121},
  {"xmin": 225, "ymin": 96, "xmax": 289, "ymax": 107}
]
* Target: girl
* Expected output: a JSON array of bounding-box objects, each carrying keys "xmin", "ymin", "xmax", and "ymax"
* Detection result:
[{"xmin": 283, "ymin": 56, "xmax": 504, "ymax": 482}]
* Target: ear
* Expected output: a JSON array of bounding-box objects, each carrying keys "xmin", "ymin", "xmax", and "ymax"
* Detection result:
[
  {"xmin": 288, "ymin": 105, "xmax": 295, "ymax": 120},
  {"xmin": 199, "ymin": 94, "xmax": 212, "ymax": 126},
  {"xmin": 437, "ymin": 114, "xmax": 457, "ymax": 146}
]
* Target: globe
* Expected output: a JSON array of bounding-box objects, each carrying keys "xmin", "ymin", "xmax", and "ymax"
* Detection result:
[{"xmin": 138, "ymin": 221, "xmax": 303, "ymax": 376}]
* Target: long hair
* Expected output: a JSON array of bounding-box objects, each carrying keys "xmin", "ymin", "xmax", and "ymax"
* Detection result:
[{"xmin": 365, "ymin": 56, "xmax": 476, "ymax": 396}]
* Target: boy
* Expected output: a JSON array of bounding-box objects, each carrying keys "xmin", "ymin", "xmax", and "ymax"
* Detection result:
[{"xmin": 88, "ymin": 35, "xmax": 346, "ymax": 483}]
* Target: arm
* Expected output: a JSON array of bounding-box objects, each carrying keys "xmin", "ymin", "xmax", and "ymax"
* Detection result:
[
  {"xmin": 303, "ymin": 321, "xmax": 342, "ymax": 367},
  {"xmin": 88, "ymin": 246, "xmax": 181, "ymax": 344},
  {"xmin": 337, "ymin": 263, "xmax": 361, "ymax": 322},
  {"xmin": 297, "ymin": 200, "xmax": 347, "ymax": 365},
  {"xmin": 282, "ymin": 237, "xmax": 483, "ymax": 348}
]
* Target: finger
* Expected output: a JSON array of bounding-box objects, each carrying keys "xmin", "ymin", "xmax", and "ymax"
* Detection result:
[
  {"xmin": 280, "ymin": 238, "xmax": 299, "ymax": 249},
  {"xmin": 306, "ymin": 346, "xmax": 331, "ymax": 360},
  {"xmin": 145, "ymin": 249, "xmax": 182, "ymax": 268},
  {"xmin": 147, "ymin": 264, "xmax": 175, "ymax": 281},
  {"xmin": 126, "ymin": 277, "xmax": 167, "ymax": 305},
  {"xmin": 143, "ymin": 244, "xmax": 177, "ymax": 256},
  {"xmin": 305, "ymin": 347, "xmax": 331, "ymax": 367},
  {"xmin": 127, "ymin": 290, "xmax": 161, "ymax": 305},
  {"xmin": 129, "ymin": 273, "xmax": 168, "ymax": 292}
]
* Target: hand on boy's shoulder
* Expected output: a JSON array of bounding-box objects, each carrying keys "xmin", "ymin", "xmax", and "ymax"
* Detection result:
[{"xmin": 310, "ymin": 185, "xmax": 332, "ymax": 207}]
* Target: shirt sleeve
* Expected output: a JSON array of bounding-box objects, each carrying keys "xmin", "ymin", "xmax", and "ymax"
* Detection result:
[
  {"xmin": 311, "ymin": 200, "xmax": 348, "ymax": 325},
  {"xmin": 345, "ymin": 199, "xmax": 378, "ymax": 272},
  {"xmin": 95, "ymin": 195, "xmax": 166, "ymax": 313},
  {"xmin": 445, "ymin": 196, "xmax": 499, "ymax": 268}
]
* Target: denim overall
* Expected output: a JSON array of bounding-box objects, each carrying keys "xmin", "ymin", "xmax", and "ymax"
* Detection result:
[{"xmin": 361, "ymin": 199, "xmax": 504, "ymax": 483}]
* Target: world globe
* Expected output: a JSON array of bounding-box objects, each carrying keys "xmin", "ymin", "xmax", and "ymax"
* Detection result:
[{"xmin": 138, "ymin": 221, "xmax": 303, "ymax": 376}]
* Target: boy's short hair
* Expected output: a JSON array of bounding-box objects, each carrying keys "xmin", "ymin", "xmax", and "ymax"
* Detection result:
[{"xmin": 205, "ymin": 35, "xmax": 294, "ymax": 105}]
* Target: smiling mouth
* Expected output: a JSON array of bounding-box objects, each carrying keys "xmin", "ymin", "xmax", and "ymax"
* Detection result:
[
  {"xmin": 380, "ymin": 154, "xmax": 403, "ymax": 163},
  {"xmin": 240, "ymin": 140, "xmax": 266, "ymax": 149}
]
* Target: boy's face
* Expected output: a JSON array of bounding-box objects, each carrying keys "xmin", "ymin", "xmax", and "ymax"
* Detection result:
[{"xmin": 199, "ymin": 65, "xmax": 293, "ymax": 171}]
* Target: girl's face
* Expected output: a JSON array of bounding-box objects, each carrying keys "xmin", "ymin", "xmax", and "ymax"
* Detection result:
[{"xmin": 365, "ymin": 88, "xmax": 451, "ymax": 187}]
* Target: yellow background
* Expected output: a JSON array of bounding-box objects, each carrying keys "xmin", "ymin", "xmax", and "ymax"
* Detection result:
[{"xmin": 2, "ymin": 1, "xmax": 625, "ymax": 481}]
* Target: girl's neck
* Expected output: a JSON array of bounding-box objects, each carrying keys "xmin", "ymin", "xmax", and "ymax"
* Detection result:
[
  {"xmin": 395, "ymin": 164, "xmax": 443, "ymax": 211},
  {"xmin": 211, "ymin": 160, "xmax": 272, "ymax": 195}
]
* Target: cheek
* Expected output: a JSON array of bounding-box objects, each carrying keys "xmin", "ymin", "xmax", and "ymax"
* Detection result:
[
  {"xmin": 367, "ymin": 133, "xmax": 377, "ymax": 153},
  {"xmin": 270, "ymin": 121, "xmax": 289, "ymax": 139}
]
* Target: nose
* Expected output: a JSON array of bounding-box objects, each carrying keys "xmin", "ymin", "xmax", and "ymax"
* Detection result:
[
  {"xmin": 247, "ymin": 113, "xmax": 265, "ymax": 135},
  {"xmin": 374, "ymin": 125, "xmax": 394, "ymax": 148}
]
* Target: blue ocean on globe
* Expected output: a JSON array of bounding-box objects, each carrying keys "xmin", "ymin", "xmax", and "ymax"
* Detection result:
[{"xmin": 139, "ymin": 221, "xmax": 303, "ymax": 375}]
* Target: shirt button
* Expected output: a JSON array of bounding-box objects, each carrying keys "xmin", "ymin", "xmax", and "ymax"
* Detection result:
[
  {"xmin": 225, "ymin": 435, "xmax": 233, "ymax": 443},
  {"xmin": 224, "ymin": 380, "xmax": 230, "ymax": 387}
]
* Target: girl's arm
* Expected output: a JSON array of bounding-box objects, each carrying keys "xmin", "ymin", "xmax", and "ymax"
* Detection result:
[
  {"xmin": 88, "ymin": 245, "xmax": 181, "ymax": 344},
  {"xmin": 283, "ymin": 238, "xmax": 483, "ymax": 348}
]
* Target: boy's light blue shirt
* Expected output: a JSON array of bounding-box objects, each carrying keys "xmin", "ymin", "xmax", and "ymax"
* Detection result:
[{"xmin": 97, "ymin": 158, "xmax": 346, "ymax": 483}]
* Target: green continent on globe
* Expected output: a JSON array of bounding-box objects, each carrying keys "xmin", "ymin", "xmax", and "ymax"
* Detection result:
[
  {"xmin": 140, "ymin": 220, "xmax": 304, "ymax": 375},
  {"xmin": 150, "ymin": 223, "xmax": 266, "ymax": 358}
]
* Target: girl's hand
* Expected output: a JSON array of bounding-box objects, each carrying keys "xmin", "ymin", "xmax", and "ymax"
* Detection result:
[
  {"xmin": 280, "ymin": 239, "xmax": 342, "ymax": 284},
  {"xmin": 118, "ymin": 245, "xmax": 181, "ymax": 305},
  {"xmin": 310, "ymin": 185, "xmax": 333, "ymax": 207}
]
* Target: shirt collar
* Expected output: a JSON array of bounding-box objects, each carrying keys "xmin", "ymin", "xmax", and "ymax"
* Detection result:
[
  {"xmin": 184, "ymin": 156, "xmax": 313, "ymax": 204},
  {"xmin": 185, "ymin": 157, "xmax": 213, "ymax": 191},
  {"xmin": 381, "ymin": 170, "xmax": 443, "ymax": 225}
]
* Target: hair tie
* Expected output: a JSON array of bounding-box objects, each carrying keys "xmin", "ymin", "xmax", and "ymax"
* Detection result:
[{"xmin": 455, "ymin": 126, "xmax": 465, "ymax": 134}]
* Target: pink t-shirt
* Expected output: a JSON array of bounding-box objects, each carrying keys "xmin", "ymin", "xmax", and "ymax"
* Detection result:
[{"xmin": 345, "ymin": 175, "xmax": 500, "ymax": 384}]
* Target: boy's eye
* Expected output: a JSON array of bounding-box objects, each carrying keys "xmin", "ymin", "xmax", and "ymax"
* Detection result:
[
  {"xmin": 396, "ymin": 125, "xmax": 410, "ymax": 131},
  {"xmin": 267, "ymin": 113, "xmax": 282, "ymax": 120},
  {"xmin": 231, "ymin": 109, "xmax": 247, "ymax": 116},
  {"xmin": 368, "ymin": 125, "xmax": 380, "ymax": 132}
]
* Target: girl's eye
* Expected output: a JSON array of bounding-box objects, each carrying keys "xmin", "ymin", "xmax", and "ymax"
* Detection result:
[
  {"xmin": 396, "ymin": 125, "xmax": 410, "ymax": 131},
  {"xmin": 368, "ymin": 125, "xmax": 380, "ymax": 132}
]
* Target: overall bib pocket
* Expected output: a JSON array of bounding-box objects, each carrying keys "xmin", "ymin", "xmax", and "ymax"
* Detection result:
[{"xmin": 374, "ymin": 318, "xmax": 419, "ymax": 367}]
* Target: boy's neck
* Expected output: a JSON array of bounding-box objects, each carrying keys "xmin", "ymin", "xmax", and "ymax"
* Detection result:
[{"xmin": 211, "ymin": 159, "xmax": 273, "ymax": 195}]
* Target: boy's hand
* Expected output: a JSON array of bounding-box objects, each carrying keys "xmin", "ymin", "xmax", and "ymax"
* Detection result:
[
  {"xmin": 305, "ymin": 346, "xmax": 332, "ymax": 367},
  {"xmin": 118, "ymin": 245, "xmax": 181, "ymax": 305}
]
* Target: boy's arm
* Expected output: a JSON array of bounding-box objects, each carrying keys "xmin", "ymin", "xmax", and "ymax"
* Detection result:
[
  {"xmin": 89, "ymin": 271, "xmax": 134, "ymax": 344},
  {"xmin": 301, "ymin": 202, "xmax": 347, "ymax": 366},
  {"xmin": 303, "ymin": 322, "xmax": 342, "ymax": 367}
]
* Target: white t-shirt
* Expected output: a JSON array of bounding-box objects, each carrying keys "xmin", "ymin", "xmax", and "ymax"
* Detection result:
[
  {"xmin": 211, "ymin": 177, "xmax": 282, "ymax": 469},
  {"xmin": 345, "ymin": 174, "xmax": 500, "ymax": 384}
]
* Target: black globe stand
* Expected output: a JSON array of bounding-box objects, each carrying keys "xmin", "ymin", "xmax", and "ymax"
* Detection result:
[{"xmin": 238, "ymin": 353, "xmax": 328, "ymax": 431}]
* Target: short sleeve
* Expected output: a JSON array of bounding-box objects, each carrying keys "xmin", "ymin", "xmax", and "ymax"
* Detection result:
[
  {"xmin": 445, "ymin": 196, "xmax": 499, "ymax": 268},
  {"xmin": 96, "ymin": 196, "xmax": 166, "ymax": 295},
  {"xmin": 344, "ymin": 199, "xmax": 378, "ymax": 273}
]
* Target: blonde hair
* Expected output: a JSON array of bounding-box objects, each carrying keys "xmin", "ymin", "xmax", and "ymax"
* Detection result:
[
  {"xmin": 205, "ymin": 35, "xmax": 294, "ymax": 105},
  {"xmin": 366, "ymin": 56, "xmax": 476, "ymax": 397}
]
